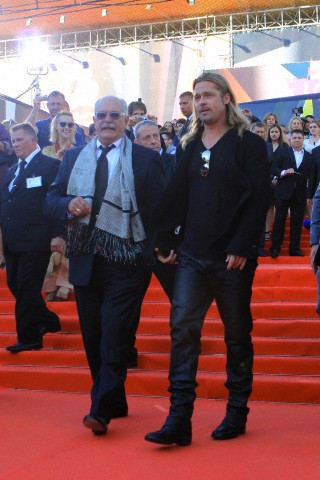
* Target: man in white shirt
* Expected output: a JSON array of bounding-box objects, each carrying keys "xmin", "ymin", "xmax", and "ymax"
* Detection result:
[
  {"xmin": 0, "ymin": 123, "xmax": 62, "ymax": 353},
  {"xmin": 270, "ymin": 129, "xmax": 314, "ymax": 257}
]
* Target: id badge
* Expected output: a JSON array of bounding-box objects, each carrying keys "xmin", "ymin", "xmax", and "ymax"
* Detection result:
[{"xmin": 26, "ymin": 176, "xmax": 42, "ymax": 188}]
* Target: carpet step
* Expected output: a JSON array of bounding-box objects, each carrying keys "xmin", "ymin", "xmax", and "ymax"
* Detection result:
[
  {"xmin": 1, "ymin": 333, "xmax": 320, "ymax": 355},
  {"xmin": 0, "ymin": 299, "xmax": 318, "ymax": 318},
  {"xmin": 1, "ymin": 317, "xmax": 320, "ymax": 338},
  {"xmin": 0, "ymin": 364, "xmax": 318, "ymax": 403},
  {"xmin": 1, "ymin": 349, "xmax": 320, "ymax": 375}
]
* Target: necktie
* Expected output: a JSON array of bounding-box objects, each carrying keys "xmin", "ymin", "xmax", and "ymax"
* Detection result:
[
  {"xmin": 12, "ymin": 160, "xmax": 27, "ymax": 190},
  {"xmin": 92, "ymin": 145, "xmax": 115, "ymax": 219}
]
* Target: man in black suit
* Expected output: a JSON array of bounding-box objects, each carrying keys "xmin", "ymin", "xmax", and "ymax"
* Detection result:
[
  {"xmin": 1, "ymin": 123, "xmax": 62, "ymax": 353},
  {"xmin": 178, "ymin": 91, "xmax": 193, "ymax": 138},
  {"xmin": 270, "ymin": 129, "xmax": 314, "ymax": 257},
  {"xmin": 309, "ymin": 143, "xmax": 320, "ymax": 199},
  {"xmin": 45, "ymin": 95, "xmax": 166, "ymax": 436},
  {"xmin": 134, "ymin": 119, "xmax": 175, "ymax": 184},
  {"xmin": 145, "ymin": 72, "xmax": 270, "ymax": 446}
]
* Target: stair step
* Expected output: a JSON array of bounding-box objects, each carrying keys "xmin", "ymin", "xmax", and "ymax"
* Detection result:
[{"xmin": 1, "ymin": 364, "xmax": 318, "ymax": 403}]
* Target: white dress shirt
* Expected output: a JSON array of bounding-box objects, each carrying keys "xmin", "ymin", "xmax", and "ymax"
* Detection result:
[
  {"xmin": 9, "ymin": 146, "xmax": 41, "ymax": 191},
  {"xmin": 96, "ymin": 138, "xmax": 122, "ymax": 183}
]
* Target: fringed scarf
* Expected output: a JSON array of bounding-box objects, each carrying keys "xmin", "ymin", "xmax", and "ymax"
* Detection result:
[{"xmin": 65, "ymin": 135, "xmax": 146, "ymax": 265}]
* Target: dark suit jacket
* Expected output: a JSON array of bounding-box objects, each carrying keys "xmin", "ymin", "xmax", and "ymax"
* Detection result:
[
  {"xmin": 0, "ymin": 151, "xmax": 63, "ymax": 252},
  {"xmin": 272, "ymin": 147, "xmax": 314, "ymax": 202},
  {"xmin": 44, "ymin": 141, "xmax": 166, "ymax": 286},
  {"xmin": 160, "ymin": 150, "xmax": 175, "ymax": 185},
  {"xmin": 149, "ymin": 129, "xmax": 270, "ymax": 259},
  {"xmin": 309, "ymin": 145, "xmax": 320, "ymax": 198}
]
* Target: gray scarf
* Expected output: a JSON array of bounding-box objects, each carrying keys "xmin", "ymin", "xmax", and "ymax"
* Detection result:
[{"xmin": 66, "ymin": 135, "xmax": 146, "ymax": 264}]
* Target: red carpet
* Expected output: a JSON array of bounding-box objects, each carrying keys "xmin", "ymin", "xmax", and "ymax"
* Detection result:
[
  {"xmin": 0, "ymin": 390, "xmax": 319, "ymax": 480},
  {"xmin": 0, "ymin": 227, "xmax": 319, "ymax": 403}
]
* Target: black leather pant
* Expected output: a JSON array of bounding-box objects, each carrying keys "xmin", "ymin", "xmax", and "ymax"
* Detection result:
[{"xmin": 168, "ymin": 251, "xmax": 257, "ymax": 420}]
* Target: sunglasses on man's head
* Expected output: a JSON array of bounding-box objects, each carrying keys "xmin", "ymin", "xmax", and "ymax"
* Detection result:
[
  {"xmin": 200, "ymin": 150, "xmax": 211, "ymax": 177},
  {"xmin": 59, "ymin": 122, "xmax": 74, "ymax": 128},
  {"xmin": 95, "ymin": 111, "xmax": 125, "ymax": 121}
]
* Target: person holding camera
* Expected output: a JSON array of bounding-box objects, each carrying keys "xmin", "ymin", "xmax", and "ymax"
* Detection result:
[{"xmin": 25, "ymin": 90, "xmax": 86, "ymax": 149}]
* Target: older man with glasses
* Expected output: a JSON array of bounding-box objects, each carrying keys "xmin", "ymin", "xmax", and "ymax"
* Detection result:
[{"xmin": 45, "ymin": 95, "xmax": 166, "ymax": 436}]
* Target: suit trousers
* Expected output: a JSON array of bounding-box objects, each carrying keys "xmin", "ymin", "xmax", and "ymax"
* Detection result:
[
  {"xmin": 5, "ymin": 250, "xmax": 60, "ymax": 344},
  {"xmin": 168, "ymin": 251, "xmax": 256, "ymax": 420},
  {"xmin": 73, "ymin": 255, "xmax": 151, "ymax": 422},
  {"xmin": 272, "ymin": 190, "xmax": 305, "ymax": 251},
  {"xmin": 127, "ymin": 262, "xmax": 177, "ymax": 354}
]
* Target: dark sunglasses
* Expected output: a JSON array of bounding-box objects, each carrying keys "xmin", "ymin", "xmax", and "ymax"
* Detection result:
[
  {"xmin": 95, "ymin": 111, "xmax": 125, "ymax": 121},
  {"xmin": 59, "ymin": 122, "xmax": 74, "ymax": 128},
  {"xmin": 200, "ymin": 150, "xmax": 211, "ymax": 177}
]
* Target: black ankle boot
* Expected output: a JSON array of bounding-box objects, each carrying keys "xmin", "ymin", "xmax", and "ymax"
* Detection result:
[
  {"xmin": 145, "ymin": 416, "xmax": 192, "ymax": 446},
  {"xmin": 211, "ymin": 406, "xmax": 249, "ymax": 440}
]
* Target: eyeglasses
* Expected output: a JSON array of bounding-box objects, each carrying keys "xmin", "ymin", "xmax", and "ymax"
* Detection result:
[
  {"xmin": 95, "ymin": 111, "xmax": 125, "ymax": 121},
  {"xmin": 59, "ymin": 122, "xmax": 74, "ymax": 128},
  {"xmin": 200, "ymin": 150, "xmax": 211, "ymax": 177}
]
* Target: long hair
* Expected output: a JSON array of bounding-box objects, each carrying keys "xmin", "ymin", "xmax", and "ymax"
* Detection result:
[
  {"xmin": 50, "ymin": 111, "xmax": 76, "ymax": 145},
  {"xmin": 267, "ymin": 124, "xmax": 284, "ymax": 148},
  {"xmin": 181, "ymin": 72, "xmax": 249, "ymax": 149}
]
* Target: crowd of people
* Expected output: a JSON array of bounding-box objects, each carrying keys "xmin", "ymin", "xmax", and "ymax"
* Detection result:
[{"xmin": 0, "ymin": 74, "xmax": 319, "ymax": 445}]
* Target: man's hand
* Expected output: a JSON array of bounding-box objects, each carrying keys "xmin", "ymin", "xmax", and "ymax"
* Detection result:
[
  {"xmin": 68, "ymin": 197, "xmax": 91, "ymax": 217},
  {"xmin": 32, "ymin": 95, "xmax": 42, "ymax": 113},
  {"xmin": 51, "ymin": 237, "xmax": 65, "ymax": 253},
  {"xmin": 310, "ymin": 244, "xmax": 319, "ymax": 274},
  {"xmin": 226, "ymin": 254, "xmax": 247, "ymax": 270},
  {"xmin": 155, "ymin": 248, "xmax": 178, "ymax": 264},
  {"xmin": 283, "ymin": 168, "xmax": 295, "ymax": 176}
]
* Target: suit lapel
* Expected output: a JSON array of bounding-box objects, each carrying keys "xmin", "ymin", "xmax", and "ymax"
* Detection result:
[{"xmin": 9, "ymin": 152, "xmax": 42, "ymax": 195}]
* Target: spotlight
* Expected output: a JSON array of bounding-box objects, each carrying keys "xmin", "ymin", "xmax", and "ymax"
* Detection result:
[
  {"xmin": 187, "ymin": 0, "xmax": 195, "ymax": 4},
  {"xmin": 102, "ymin": 9, "xmax": 107, "ymax": 16},
  {"xmin": 146, "ymin": 4, "xmax": 152, "ymax": 8},
  {"xmin": 26, "ymin": 19, "xmax": 32, "ymax": 26},
  {"xmin": 60, "ymin": 15, "xmax": 66, "ymax": 24}
]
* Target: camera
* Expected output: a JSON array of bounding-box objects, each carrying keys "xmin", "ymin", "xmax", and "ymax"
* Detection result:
[{"xmin": 292, "ymin": 107, "xmax": 303, "ymax": 116}]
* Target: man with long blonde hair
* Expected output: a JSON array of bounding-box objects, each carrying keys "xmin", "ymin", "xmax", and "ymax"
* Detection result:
[{"xmin": 145, "ymin": 72, "xmax": 270, "ymax": 446}]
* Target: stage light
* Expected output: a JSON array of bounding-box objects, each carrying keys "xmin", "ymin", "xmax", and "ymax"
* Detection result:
[
  {"xmin": 26, "ymin": 19, "xmax": 32, "ymax": 26},
  {"xmin": 102, "ymin": 9, "xmax": 107, "ymax": 16},
  {"xmin": 187, "ymin": 0, "xmax": 195, "ymax": 4},
  {"xmin": 146, "ymin": 4, "xmax": 152, "ymax": 9},
  {"xmin": 58, "ymin": 51, "xmax": 89, "ymax": 69},
  {"xmin": 60, "ymin": 15, "xmax": 66, "ymax": 24},
  {"xmin": 21, "ymin": 39, "xmax": 50, "ymax": 75},
  {"xmin": 93, "ymin": 47, "xmax": 127, "ymax": 66}
]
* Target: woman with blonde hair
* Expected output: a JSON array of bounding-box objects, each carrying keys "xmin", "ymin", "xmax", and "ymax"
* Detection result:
[
  {"xmin": 288, "ymin": 115, "xmax": 304, "ymax": 133},
  {"xmin": 42, "ymin": 110, "xmax": 75, "ymax": 301},
  {"xmin": 263, "ymin": 112, "xmax": 278, "ymax": 128},
  {"xmin": 43, "ymin": 110, "xmax": 76, "ymax": 160}
]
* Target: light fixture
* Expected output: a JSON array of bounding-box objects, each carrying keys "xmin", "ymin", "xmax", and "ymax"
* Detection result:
[
  {"xmin": 102, "ymin": 9, "xmax": 107, "ymax": 16},
  {"xmin": 26, "ymin": 19, "xmax": 32, "ymax": 26},
  {"xmin": 146, "ymin": 4, "xmax": 152, "ymax": 9},
  {"xmin": 187, "ymin": 0, "xmax": 196, "ymax": 4},
  {"xmin": 93, "ymin": 47, "xmax": 127, "ymax": 66},
  {"xmin": 60, "ymin": 15, "xmax": 66, "ymax": 24},
  {"xmin": 58, "ymin": 51, "xmax": 89, "ymax": 69},
  {"xmin": 129, "ymin": 45, "xmax": 160, "ymax": 63}
]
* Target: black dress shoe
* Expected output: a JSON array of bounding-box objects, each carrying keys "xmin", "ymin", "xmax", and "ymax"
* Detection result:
[
  {"xmin": 83, "ymin": 414, "xmax": 108, "ymax": 435},
  {"xmin": 270, "ymin": 248, "xmax": 280, "ymax": 258},
  {"xmin": 211, "ymin": 417, "xmax": 246, "ymax": 440},
  {"xmin": 6, "ymin": 341, "xmax": 43, "ymax": 353},
  {"xmin": 145, "ymin": 417, "xmax": 192, "ymax": 446},
  {"xmin": 40, "ymin": 324, "xmax": 61, "ymax": 336},
  {"xmin": 289, "ymin": 249, "xmax": 305, "ymax": 257}
]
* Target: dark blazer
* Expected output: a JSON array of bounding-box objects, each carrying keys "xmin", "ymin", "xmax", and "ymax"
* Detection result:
[
  {"xmin": 160, "ymin": 150, "xmax": 176, "ymax": 185},
  {"xmin": 309, "ymin": 145, "xmax": 320, "ymax": 198},
  {"xmin": 0, "ymin": 151, "xmax": 62, "ymax": 252},
  {"xmin": 149, "ymin": 129, "xmax": 270, "ymax": 259},
  {"xmin": 272, "ymin": 147, "xmax": 314, "ymax": 202},
  {"xmin": 44, "ymin": 141, "xmax": 166, "ymax": 286}
]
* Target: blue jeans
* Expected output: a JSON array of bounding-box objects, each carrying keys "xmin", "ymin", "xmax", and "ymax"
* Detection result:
[{"xmin": 168, "ymin": 251, "xmax": 257, "ymax": 419}]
